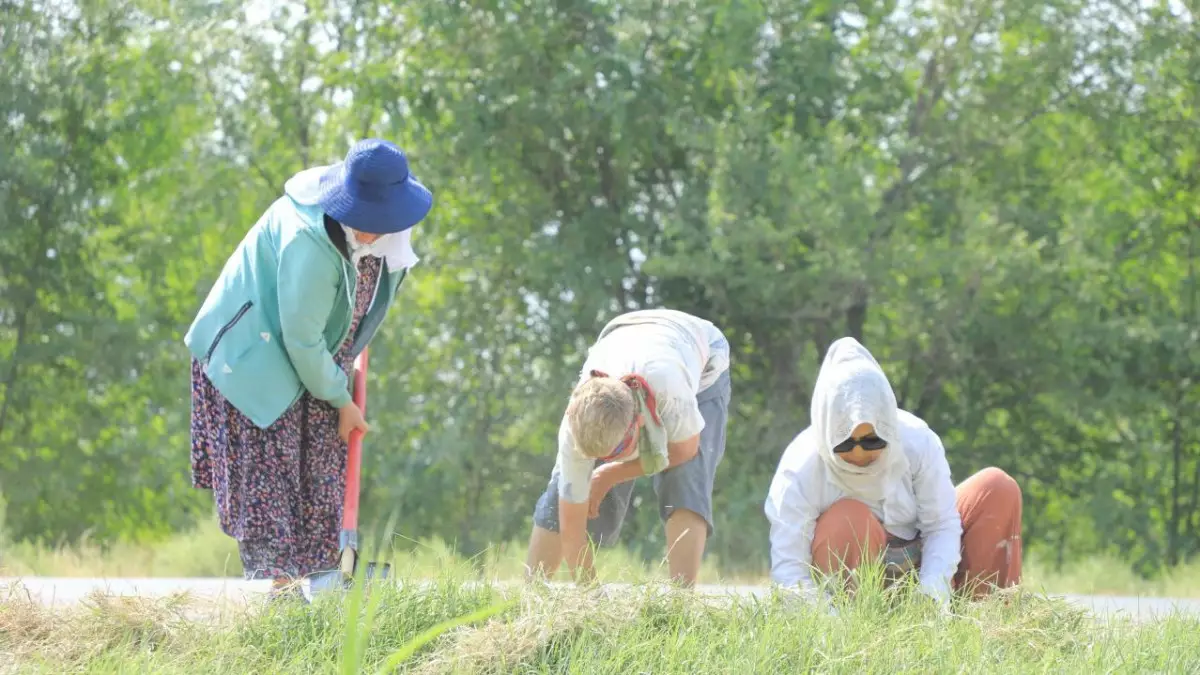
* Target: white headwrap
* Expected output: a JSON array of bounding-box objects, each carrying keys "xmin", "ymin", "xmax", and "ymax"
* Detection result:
[{"xmin": 810, "ymin": 337, "xmax": 909, "ymax": 501}]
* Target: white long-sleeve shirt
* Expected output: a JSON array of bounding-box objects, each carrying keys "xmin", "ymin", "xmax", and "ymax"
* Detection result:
[{"xmin": 764, "ymin": 409, "xmax": 962, "ymax": 597}]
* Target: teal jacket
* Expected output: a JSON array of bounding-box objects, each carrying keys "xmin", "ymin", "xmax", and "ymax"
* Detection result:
[{"xmin": 184, "ymin": 187, "xmax": 408, "ymax": 429}]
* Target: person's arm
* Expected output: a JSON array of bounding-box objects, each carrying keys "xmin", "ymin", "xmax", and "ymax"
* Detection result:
[
  {"xmin": 764, "ymin": 449, "xmax": 821, "ymax": 593},
  {"xmin": 557, "ymin": 430, "xmax": 598, "ymax": 584},
  {"xmin": 666, "ymin": 433, "xmax": 700, "ymax": 467},
  {"xmin": 277, "ymin": 235, "xmax": 353, "ymax": 409},
  {"xmin": 592, "ymin": 459, "xmax": 645, "ymax": 488},
  {"xmin": 558, "ymin": 498, "xmax": 595, "ymax": 584},
  {"xmin": 913, "ymin": 429, "xmax": 963, "ymax": 604},
  {"xmin": 588, "ymin": 400, "xmax": 704, "ymax": 514}
]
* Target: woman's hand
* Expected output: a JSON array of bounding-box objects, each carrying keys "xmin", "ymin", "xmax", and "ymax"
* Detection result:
[{"xmin": 338, "ymin": 402, "xmax": 370, "ymax": 443}]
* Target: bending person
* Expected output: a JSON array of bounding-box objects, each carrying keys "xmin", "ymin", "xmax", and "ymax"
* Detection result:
[
  {"xmin": 764, "ymin": 337, "xmax": 1021, "ymax": 604},
  {"xmin": 524, "ymin": 309, "xmax": 732, "ymax": 587},
  {"xmin": 185, "ymin": 138, "xmax": 431, "ymax": 601}
]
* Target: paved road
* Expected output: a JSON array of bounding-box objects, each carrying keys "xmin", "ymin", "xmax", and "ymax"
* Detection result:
[{"xmin": 4, "ymin": 576, "xmax": 1200, "ymax": 623}]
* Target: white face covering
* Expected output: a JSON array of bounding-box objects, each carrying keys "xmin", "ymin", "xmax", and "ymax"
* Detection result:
[
  {"xmin": 810, "ymin": 337, "xmax": 910, "ymax": 501},
  {"xmin": 284, "ymin": 165, "xmax": 421, "ymax": 271},
  {"xmin": 342, "ymin": 225, "xmax": 394, "ymax": 265}
]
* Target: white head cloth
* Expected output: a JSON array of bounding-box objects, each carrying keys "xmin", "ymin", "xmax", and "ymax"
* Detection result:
[
  {"xmin": 284, "ymin": 165, "xmax": 420, "ymax": 270},
  {"xmin": 810, "ymin": 337, "xmax": 909, "ymax": 501}
]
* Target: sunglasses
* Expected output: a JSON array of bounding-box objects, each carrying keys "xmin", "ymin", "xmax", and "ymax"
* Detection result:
[
  {"xmin": 599, "ymin": 417, "xmax": 639, "ymax": 462},
  {"xmin": 833, "ymin": 435, "xmax": 888, "ymax": 454}
]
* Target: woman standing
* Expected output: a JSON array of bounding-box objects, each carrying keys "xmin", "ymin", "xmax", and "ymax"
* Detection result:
[
  {"xmin": 765, "ymin": 337, "xmax": 1022, "ymax": 605},
  {"xmin": 185, "ymin": 138, "xmax": 431, "ymax": 600}
]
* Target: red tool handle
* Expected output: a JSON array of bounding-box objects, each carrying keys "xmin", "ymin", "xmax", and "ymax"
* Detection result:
[{"xmin": 341, "ymin": 348, "xmax": 369, "ymax": 531}]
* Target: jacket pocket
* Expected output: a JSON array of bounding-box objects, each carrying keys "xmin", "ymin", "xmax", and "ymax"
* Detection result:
[
  {"xmin": 204, "ymin": 335, "xmax": 303, "ymax": 429},
  {"xmin": 204, "ymin": 300, "xmax": 254, "ymax": 364}
]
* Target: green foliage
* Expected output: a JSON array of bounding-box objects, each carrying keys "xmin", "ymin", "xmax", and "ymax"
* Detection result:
[{"xmin": 0, "ymin": 0, "xmax": 1198, "ymax": 578}]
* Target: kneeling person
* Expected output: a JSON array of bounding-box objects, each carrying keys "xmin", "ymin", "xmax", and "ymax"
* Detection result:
[
  {"xmin": 525, "ymin": 309, "xmax": 732, "ymax": 587},
  {"xmin": 764, "ymin": 337, "xmax": 1023, "ymax": 604}
]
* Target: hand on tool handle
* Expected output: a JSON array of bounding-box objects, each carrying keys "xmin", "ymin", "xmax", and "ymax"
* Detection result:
[{"xmin": 338, "ymin": 401, "xmax": 370, "ymax": 443}]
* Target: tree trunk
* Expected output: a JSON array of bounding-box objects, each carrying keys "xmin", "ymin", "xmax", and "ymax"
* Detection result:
[
  {"xmin": 0, "ymin": 302, "xmax": 32, "ymax": 445},
  {"xmin": 845, "ymin": 286, "xmax": 869, "ymax": 343},
  {"xmin": 1169, "ymin": 399, "xmax": 1183, "ymax": 566}
]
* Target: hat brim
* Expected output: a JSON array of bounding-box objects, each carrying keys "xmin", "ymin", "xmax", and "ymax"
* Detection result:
[{"xmin": 317, "ymin": 162, "xmax": 433, "ymax": 235}]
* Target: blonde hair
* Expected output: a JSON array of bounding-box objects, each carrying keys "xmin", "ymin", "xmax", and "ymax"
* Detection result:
[{"xmin": 566, "ymin": 376, "xmax": 636, "ymax": 459}]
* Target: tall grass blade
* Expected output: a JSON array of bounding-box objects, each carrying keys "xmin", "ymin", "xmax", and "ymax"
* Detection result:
[{"xmin": 375, "ymin": 598, "xmax": 519, "ymax": 674}]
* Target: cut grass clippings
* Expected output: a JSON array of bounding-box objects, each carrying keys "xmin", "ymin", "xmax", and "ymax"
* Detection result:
[{"xmin": 2, "ymin": 573, "xmax": 1199, "ymax": 674}]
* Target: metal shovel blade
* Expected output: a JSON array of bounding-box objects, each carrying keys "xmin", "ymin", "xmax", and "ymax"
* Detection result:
[
  {"xmin": 364, "ymin": 561, "xmax": 392, "ymax": 580},
  {"xmin": 308, "ymin": 569, "xmax": 346, "ymax": 594},
  {"xmin": 307, "ymin": 555, "xmax": 392, "ymax": 595}
]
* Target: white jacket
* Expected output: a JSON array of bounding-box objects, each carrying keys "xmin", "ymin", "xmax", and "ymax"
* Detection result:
[{"xmin": 763, "ymin": 409, "xmax": 963, "ymax": 599}]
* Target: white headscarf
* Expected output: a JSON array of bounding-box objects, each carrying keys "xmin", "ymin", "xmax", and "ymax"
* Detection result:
[
  {"xmin": 284, "ymin": 165, "xmax": 420, "ymax": 271},
  {"xmin": 810, "ymin": 337, "xmax": 909, "ymax": 501}
]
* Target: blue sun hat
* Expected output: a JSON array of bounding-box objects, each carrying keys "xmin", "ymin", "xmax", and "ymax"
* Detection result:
[{"xmin": 317, "ymin": 138, "xmax": 433, "ymax": 234}]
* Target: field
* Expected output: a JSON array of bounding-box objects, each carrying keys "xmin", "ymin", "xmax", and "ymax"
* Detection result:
[
  {"xmin": 5, "ymin": 523, "xmax": 1200, "ymax": 672},
  {"xmin": 3, "ymin": 571, "xmax": 1199, "ymax": 674},
  {"xmin": 3, "ymin": 519, "xmax": 1200, "ymax": 598}
]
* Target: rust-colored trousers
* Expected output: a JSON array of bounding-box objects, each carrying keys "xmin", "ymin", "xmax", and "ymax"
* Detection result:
[{"xmin": 811, "ymin": 467, "xmax": 1022, "ymax": 597}]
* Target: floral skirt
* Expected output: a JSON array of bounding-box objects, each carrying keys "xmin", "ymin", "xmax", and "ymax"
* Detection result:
[{"xmin": 189, "ymin": 256, "xmax": 380, "ymax": 579}]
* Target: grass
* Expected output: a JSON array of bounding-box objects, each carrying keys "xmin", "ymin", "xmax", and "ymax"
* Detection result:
[
  {"xmin": 0, "ymin": 519, "xmax": 733, "ymax": 584},
  {"xmin": 4, "ymin": 518, "xmax": 1200, "ymax": 598},
  {"xmin": 2, "ymin": 565, "xmax": 1199, "ymax": 674}
]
